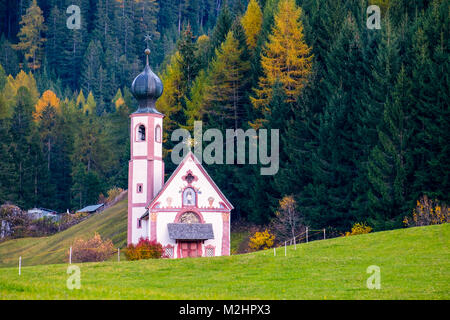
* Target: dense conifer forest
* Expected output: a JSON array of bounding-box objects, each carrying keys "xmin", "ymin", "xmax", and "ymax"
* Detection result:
[{"xmin": 0, "ymin": 0, "xmax": 448, "ymax": 232}]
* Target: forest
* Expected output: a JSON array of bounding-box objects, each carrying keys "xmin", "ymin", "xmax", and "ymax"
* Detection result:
[{"xmin": 0, "ymin": 0, "xmax": 448, "ymax": 233}]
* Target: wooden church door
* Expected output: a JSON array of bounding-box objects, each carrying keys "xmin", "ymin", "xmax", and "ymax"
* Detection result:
[{"xmin": 180, "ymin": 241, "xmax": 202, "ymax": 258}]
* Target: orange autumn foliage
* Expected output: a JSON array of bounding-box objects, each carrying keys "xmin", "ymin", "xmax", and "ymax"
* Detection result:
[{"xmin": 34, "ymin": 89, "xmax": 60, "ymax": 121}]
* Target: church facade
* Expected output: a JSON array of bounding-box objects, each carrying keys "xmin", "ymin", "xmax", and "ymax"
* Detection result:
[{"xmin": 127, "ymin": 48, "xmax": 232, "ymax": 258}]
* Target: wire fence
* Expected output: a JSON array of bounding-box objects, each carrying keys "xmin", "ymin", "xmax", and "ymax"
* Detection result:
[
  {"xmin": 271, "ymin": 228, "xmax": 328, "ymax": 256},
  {"xmin": 9, "ymin": 228, "xmax": 329, "ymax": 274}
]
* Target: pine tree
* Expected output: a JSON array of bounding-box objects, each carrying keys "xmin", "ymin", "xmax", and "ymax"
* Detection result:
[
  {"xmin": 12, "ymin": 0, "xmax": 47, "ymax": 71},
  {"xmin": 0, "ymin": 95, "xmax": 14, "ymax": 203},
  {"xmin": 80, "ymin": 40, "xmax": 103, "ymax": 98},
  {"xmin": 177, "ymin": 24, "xmax": 199, "ymax": 93},
  {"xmin": 410, "ymin": 1, "xmax": 450, "ymax": 203},
  {"xmin": 8, "ymin": 87, "xmax": 39, "ymax": 207},
  {"xmin": 367, "ymin": 66, "xmax": 414, "ymax": 230},
  {"xmin": 304, "ymin": 13, "xmax": 369, "ymax": 230},
  {"xmin": 0, "ymin": 36, "xmax": 20, "ymax": 77},
  {"xmin": 250, "ymin": 0, "xmax": 313, "ymax": 128},
  {"xmin": 209, "ymin": 5, "xmax": 233, "ymax": 58},
  {"xmin": 46, "ymin": 6, "xmax": 65, "ymax": 76},
  {"xmin": 157, "ymin": 51, "xmax": 186, "ymax": 136}
]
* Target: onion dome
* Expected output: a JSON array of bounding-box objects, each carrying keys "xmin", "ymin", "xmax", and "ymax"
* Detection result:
[{"xmin": 131, "ymin": 48, "xmax": 163, "ymax": 114}]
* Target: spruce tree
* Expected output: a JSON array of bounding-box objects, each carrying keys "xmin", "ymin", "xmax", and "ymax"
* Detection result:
[{"xmin": 367, "ymin": 66, "xmax": 414, "ymax": 230}]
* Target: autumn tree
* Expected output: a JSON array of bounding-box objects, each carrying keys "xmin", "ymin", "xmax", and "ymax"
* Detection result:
[
  {"xmin": 271, "ymin": 195, "xmax": 304, "ymax": 242},
  {"xmin": 251, "ymin": 0, "xmax": 313, "ymax": 127},
  {"xmin": 241, "ymin": 0, "xmax": 263, "ymax": 50},
  {"xmin": 12, "ymin": 0, "xmax": 46, "ymax": 71},
  {"xmin": 34, "ymin": 90, "xmax": 61, "ymax": 171},
  {"xmin": 203, "ymin": 31, "xmax": 250, "ymax": 130}
]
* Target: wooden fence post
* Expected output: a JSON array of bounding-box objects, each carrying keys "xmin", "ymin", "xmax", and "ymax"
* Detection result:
[
  {"xmin": 118, "ymin": 248, "xmax": 120, "ymax": 262},
  {"xmin": 284, "ymin": 242, "xmax": 287, "ymax": 256},
  {"xmin": 69, "ymin": 246, "xmax": 72, "ymax": 264},
  {"xmin": 323, "ymin": 228, "xmax": 326, "ymax": 240},
  {"xmin": 306, "ymin": 227, "xmax": 309, "ymax": 243},
  {"xmin": 18, "ymin": 256, "xmax": 21, "ymax": 276}
]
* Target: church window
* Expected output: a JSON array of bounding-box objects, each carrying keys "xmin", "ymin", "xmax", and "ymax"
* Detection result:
[
  {"xmin": 179, "ymin": 211, "xmax": 200, "ymax": 224},
  {"xmin": 155, "ymin": 125, "xmax": 161, "ymax": 143},
  {"xmin": 138, "ymin": 125, "xmax": 146, "ymax": 141},
  {"xmin": 137, "ymin": 219, "xmax": 142, "ymax": 229},
  {"xmin": 205, "ymin": 246, "xmax": 215, "ymax": 257},
  {"xmin": 182, "ymin": 188, "xmax": 196, "ymax": 206},
  {"xmin": 164, "ymin": 245, "xmax": 174, "ymax": 258},
  {"xmin": 137, "ymin": 184, "xmax": 143, "ymax": 193}
]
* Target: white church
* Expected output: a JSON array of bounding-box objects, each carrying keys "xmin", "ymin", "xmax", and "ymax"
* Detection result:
[{"xmin": 127, "ymin": 48, "xmax": 233, "ymax": 258}]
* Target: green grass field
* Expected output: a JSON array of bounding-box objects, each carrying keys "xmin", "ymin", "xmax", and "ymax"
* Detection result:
[{"xmin": 0, "ymin": 223, "xmax": 448, "ymax": 299}]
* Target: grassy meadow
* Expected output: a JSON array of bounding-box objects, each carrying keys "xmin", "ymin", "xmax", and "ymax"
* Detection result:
[{"xmin": 0, "ymin": 223, "xmax": 448, "ymax": 299}]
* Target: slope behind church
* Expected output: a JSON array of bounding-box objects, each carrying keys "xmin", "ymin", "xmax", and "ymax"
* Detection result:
[{"xmin": 127, "ymin": 48, "xmax": 233, "ymax": 258}]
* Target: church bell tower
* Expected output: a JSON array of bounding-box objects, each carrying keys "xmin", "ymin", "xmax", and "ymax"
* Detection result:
[{"xmin": 128, "ymin": 47, "xmax": 164, "ymax": 245}]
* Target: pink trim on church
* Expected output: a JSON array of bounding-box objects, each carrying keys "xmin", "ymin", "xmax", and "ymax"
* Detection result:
[
  {"xmin": 127, "ymin": 161, "xmax": 133, "ymax": 245},
  {"xmin": 221, "ymin": 212, "xmax": 230, "ymax": 256}
]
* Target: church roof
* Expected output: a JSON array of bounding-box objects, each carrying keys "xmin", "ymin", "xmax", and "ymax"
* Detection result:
[
  {"xmin": 146, "ymin": 151, "xmax": 234, "ymax": 211},
  {"xmin": 167, "ymin": 223, "xmax": 214, "ymax": 240}
]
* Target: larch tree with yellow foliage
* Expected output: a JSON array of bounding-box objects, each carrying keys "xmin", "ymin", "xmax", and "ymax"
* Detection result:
[
  {"xmin": 157, "ymin": 51, "xmax": 185, "ymax": 141},
  {"xmin": 251, "ymin": 0, "xmax": 313, "ymax": 125},
  {"xmin": 12, "ymin": 0, "xmax": 47, "ymax": 71},
  {"xmin": 34, "ymin": 90, "xmax": 60, "ymax": 170},
  {"xmin": 203, "ymin": 31, "xmax": 250, "ymax": 130},
  {"xmin": 241, "ymin": 0, "xmax": 263, "ymax": 50}
]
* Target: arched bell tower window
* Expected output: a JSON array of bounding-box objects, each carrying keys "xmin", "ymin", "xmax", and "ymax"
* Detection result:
[
  {"xmin": 138, "ymin": 125, "xmax": 146, "ymax": 141},
  {"xmin": 182, "ymin": 188, "xmax": 196, "ymax": 206},
  {"xmin": 155, "ymin": 125, "xmax": 161, "ymax": 143}
]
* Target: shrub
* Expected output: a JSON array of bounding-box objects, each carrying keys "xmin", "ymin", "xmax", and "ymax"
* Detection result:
[
  {"xmin": 99, "ymin": 187, "xmax": 125, "ymax": 205},
  {"xmin": 248, "ymin": 229, "xmax": 275, "ymax": 251},
  {"xmin": 0, "ymin": 204, "xmax": 32, "ymax": 240},
  {"xmin": 403, "ymin": 195, "xmax": 449, "ymax": 227},
  {"xmin": 344, "ymin": 222, "xmax": 373, "ymax": 237},
  {"xmin": 57, "ymin": 211, "xmax": 89, "ymax": 231},
  {"xmin": 125, "ymin": 237, "xmax": 164, "ymax": 260},
  {"xmin": 70, "ymin": 233, "xmax": 115, "ymax": 262}
]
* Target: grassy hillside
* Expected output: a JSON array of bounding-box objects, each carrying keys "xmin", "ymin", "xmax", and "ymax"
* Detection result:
[
  {"xmin": 0, "ymin": 199, "xmax": 128, "ymax": 268},
  {"xmin": 0, "ymin": 224, "xmax": 448, "ymax": 299}
]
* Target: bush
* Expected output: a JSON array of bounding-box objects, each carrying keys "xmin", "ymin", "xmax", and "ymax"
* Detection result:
[
  {"xmin": 57, "ymin": 211, "xmax": 89, "ymax": 231},
  {"xmin": 125, "ymin": 237, "xmax": 164, "ymax": 260},
  {"xmin": 70, "ymin": 233, "xmax": 115, "ymax": 262},
  {"xmin": 0, "ymin": 204, "xmax": 32, "ymax": 240},
  {"xmin": 248, "ymin": 229, "xmax": 275, "ymax": 251},
  {"xmin": 344, "ymin": 222, "xmax": 373, "ymax": 237},
  {"xmin": 99, "ymin": 187, "xmax": 125, "ymax": 205},
  {"xmin": 403, "ymin": 195, "xmax": 449, "ymax": 227}
]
